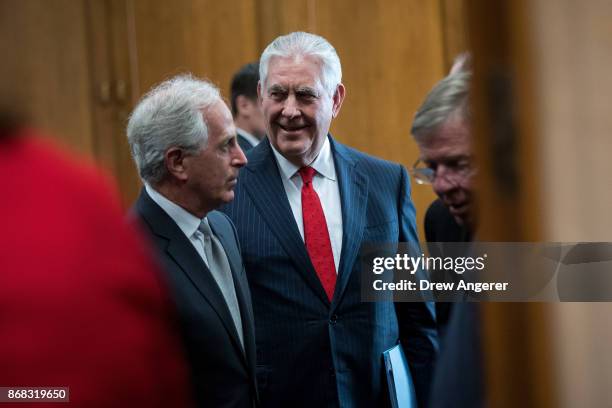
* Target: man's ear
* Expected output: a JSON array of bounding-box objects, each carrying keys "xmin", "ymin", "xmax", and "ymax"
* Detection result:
[
  {"xmin": 331, "ymin": 83, "xmax": 346, "ymax": 118},
  {"xmin": 257, "ymin": 81, "xmax": 263, "ymax": 105},
  {"xmin": 236, "ymin": 95, "xmax": 250, "ymax": 115},
  {"xmin": 164, "ymin": 147, "xmax": 189, "ymax": 181}
]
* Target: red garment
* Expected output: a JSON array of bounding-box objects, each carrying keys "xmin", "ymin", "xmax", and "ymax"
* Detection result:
[
  {"xmin": 299, "ymin": 166, "xmax": 336, "ymax": 301},
  {"xmin": 0, "ymin": 130, "xmax": 192, "ymax": 407}
]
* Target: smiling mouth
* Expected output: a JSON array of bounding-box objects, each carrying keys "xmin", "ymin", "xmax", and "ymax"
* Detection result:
[{"xmin": 279, "ymin": 123, "xmax": 307, "ymax": 132}]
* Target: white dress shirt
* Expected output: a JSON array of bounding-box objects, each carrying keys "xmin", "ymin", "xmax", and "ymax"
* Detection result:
[
  {"xmin": 270, "ymin": 137, "xmax": 343, "ymax": 272},
  {"xmin": 236, "ymin": 127, "xmax": 260, "ymax": 148},
  {"xmin": 145, "ymin": 184, "xmax": 210, "ymax": 267}
]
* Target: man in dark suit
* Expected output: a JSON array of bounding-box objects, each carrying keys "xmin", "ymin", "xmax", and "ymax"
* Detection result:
[
  {"xmin": 222, "ymin": 32, "xmax": 437, "ymax": 408},
  {"xmin": 410, "ymin": 54, "xmax": 483, "ymax": 408},
  {"xmin": 230, "ymin": 62, "xmax": 266, "ymax": 152},
  {"xmin": 410, "ymin": 54, "xmax": 476, "ymax": 331},
  {"xmin": 411, "ymin": 54, "xmax": 475, "ymax": 234},
  {"xmin": 127, "ymin": 75, "xmax": 258, "ymax": 407}
]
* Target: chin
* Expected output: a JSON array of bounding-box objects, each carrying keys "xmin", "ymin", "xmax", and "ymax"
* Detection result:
[
  {"xmin": 283, "ymin": 145, "xmax": 308, "ymax": 157},
  {"xmin": 278, "ymin": 136, "xmax": 305, "ymax": 147},
  {"xmin": 220, "ymin": 191, "xmax": 235, "ymax": 204},
  {"xmin": 276, "ymin": 130, "xmax": 310, "ymax": 144}
]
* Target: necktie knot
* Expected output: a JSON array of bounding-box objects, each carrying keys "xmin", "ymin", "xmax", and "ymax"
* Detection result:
[
  {"xmin": 198, "ymin": 218, "xmax": 213, "ymax": 239},
  {"xmin": 299, "ymin": 166, "xmax": 316, "ymax": 185}
]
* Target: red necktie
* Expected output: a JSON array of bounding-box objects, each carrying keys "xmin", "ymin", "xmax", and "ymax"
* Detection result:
[{"xmin": 299, "ymin": 166, "xmax": 336, "ymax": 301}]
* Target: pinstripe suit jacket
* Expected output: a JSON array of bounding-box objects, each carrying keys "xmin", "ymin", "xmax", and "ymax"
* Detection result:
[{"xmin": 222, "ymin": 136, "xmax": 437, "ymax": 408}]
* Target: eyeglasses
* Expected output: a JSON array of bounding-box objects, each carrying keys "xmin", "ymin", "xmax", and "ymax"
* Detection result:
[{"xmin": 409, "ymin": 157, "xmax": 474, "ymax": 185}]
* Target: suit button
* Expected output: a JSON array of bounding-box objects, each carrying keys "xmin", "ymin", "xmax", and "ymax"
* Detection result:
[{"xmin": 329, "ymin": 314, "xmax": 338, "ymax": 325}]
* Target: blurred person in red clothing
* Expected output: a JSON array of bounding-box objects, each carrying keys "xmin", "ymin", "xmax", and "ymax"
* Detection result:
[{"xmin": 0, "ymin": 113, "xmax": 193, "ymax": 407}]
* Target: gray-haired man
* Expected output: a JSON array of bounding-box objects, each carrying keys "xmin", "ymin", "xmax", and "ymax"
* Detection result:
[
  {"xmin": 223, "ymin": 32, "xmax": 437, "ymax": 408},
  {"xmin": 410, "ymin": 54, "xmax": 475, "ymax": 329},
  {"xmin": 127, "ymin": 75, "xmax": 258, "ymax": 407},
  {"xmin": 410, "ymin": 56, "xmax": 484, "ymax": 408},
  {"xmin": 411, "ymin": 54, "xmax": 476, "ymax": 235}
]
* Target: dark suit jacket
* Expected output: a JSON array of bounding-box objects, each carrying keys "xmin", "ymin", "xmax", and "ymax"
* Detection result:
[
  {"xmin": 222, "ymin": 136, "xmax": 438, "ymax": 408},
  {"xmin": 424, "ymin": 199, "xmax": 472, "ymax": 332},
  {"xmin": 429, "ymin": 303, "xmax": 483, "ymax": 408},
  {"xmin": 237, "ymin": 133, "xmax": 255, "ymax": 153},
  {"xmin": 134, "ymin": 189, "xmax": 258, "ymax": 408},
  {"xmin": 423, "ymin": 199, "xmax": 482, "ymax": 408},
  {"xmin": 424, "ymin": 199, "xmax": 472, "ymax": 244}
]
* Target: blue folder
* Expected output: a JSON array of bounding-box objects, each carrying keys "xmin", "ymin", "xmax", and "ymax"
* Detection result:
[{"xmin": 383, "ymin": 343, "xmax": 417, "ymax": 408}]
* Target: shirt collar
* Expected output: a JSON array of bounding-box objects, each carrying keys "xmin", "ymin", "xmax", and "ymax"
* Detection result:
[
  {"xmin": 236, "ymin": 127, "xmax": 260, "ymax": 147},
  {"xmin": 270, "ymin": 136, "xmax": 336, "ymax": 182},
  {"xmin": 145, "ymin": 184, "xmax": 205, "ymax": 238}
]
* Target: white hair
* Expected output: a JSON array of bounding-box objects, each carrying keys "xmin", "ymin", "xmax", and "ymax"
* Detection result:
[
  {"xmin": 126, "ymin": 74, "xmax": 220, "ymax": 184},
  {"xmin": 411, "ymin": 54, "xmax": 472, "ymax": 143},
  {"xmin": 259, "ymin": 31, "xmax": 342, "ymax": 95}
]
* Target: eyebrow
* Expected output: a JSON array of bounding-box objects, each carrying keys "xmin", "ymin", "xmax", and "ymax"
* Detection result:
[
  {"xmin": 424, "ymin": 155, "xmax": 471, "ymax": 165},
  {"xmin": 268, "ymin": 84, "xmax": 287, "ymax": 93},
  {"xmin": 295, "ymin": 86, "xmax": 318, "ymax": 95}
]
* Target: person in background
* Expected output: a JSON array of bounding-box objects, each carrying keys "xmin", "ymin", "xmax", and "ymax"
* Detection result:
[
  {"xmin": 410, "ymin": 53, "xmax": 475, "ymax": 331},
  {"xmin": 230, "ymin": 62, "xmax": 266, "ymax": 152},
  {"xmin": 223, "ymin": 31, "xmax": 437, "ymax": 408},
  {"xmin": 0, "ymin": 113, "xmax": 192, "ymax": 407},
  {"xmin": 127, "ymin": 75, "xmax": 258, "ymax": 407},
  {"xmin": 410, "ymin": 54, "xmax": 484, "ymax": 408}
]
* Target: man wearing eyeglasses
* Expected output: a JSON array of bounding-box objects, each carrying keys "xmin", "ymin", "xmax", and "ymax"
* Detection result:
[
  {"xmin": 410, "ymin": 54, "xmax": 475, "ymax": 242},
  {"xmin": 410, "ymin": 55, "xmax": 484, "ymax": 408},
  {"xmin": 410, "ymin": 55, "xmax": 475, "ymax": 329}
]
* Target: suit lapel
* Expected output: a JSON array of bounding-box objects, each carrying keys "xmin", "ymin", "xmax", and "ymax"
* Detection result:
[
  {"xmin": 330, "ymin": 138, "xmax": 368, "ymax": 306},
  {"xmin": 136, "ymin": 190, "xmax": 247, "ymax": 361},
  {"xmin": 242, "ymin": 140, "xmax": 331, "ymax": 307}
]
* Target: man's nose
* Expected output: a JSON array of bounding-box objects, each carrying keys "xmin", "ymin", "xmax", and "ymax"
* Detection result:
[
  {"xmin": 281, "ymin": 95, "xmax": 301, "ymax": 119},
  {"xmin": 432, "ymin": 166, "xmax": 457, "ymax": 196},
  {"xmin": 232, "ymin": 144, "xmax": 248, "ymax": 168}
]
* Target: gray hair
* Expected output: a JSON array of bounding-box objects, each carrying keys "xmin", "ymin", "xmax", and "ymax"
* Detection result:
[
  {"xmin": 411, "ymin": 54, "xmax": 472, "ymax": 143},
  {"xmin": 259, "ymin": 31, "xmax": 342, "ymax": 95},
  {"xmin": 127, "ymin": 74, "xmax": 220, "ymax": 184}
]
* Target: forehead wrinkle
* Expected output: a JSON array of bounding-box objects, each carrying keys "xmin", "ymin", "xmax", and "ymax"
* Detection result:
[
  {"xmin": 204, "ymin": 102, "xmax": 235, "ymax": 141},
  {"xmin": 421, "ymin": 145, "xmax": 466, "ymax": 159},
  {"xmin": 419, "ymin": 137, "xmax": 469, "ymax": 161},
  {"xmin": 266, "ymin": 56, "xmax": 325, "ymax": 90},
  {"xmin": 219, "ymin": 120, "xmax": 236, "ymax": 140}
]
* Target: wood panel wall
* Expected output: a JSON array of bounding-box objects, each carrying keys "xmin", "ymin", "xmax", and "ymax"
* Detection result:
[
  {"xmin": 2, "ymin": 0, "xmax": 467, "ymax": 236},
  {"xmin": 0, "ymin": 0, "xmax": 95, "ymax": 154},
  {"xmin": 466, "ymin": 1, "xmax": 555, "ymax": 406},
  {"xmin": 129, "ymin": 0, "xmax": 260, "ymax": 98},
  {"xmin": 466, "ymin": 0, "xmax": 612, "ymax": 405}
]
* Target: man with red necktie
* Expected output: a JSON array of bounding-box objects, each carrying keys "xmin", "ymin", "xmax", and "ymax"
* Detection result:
[{"xmin": 222, "ymin": 32, "xmax": 438, "ymax": 408}]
